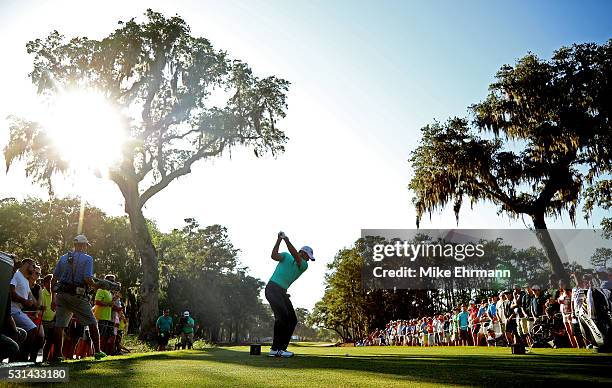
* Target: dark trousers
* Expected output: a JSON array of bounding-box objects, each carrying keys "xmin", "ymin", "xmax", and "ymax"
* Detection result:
[{"xmin": 265, "ymin": 281, "xmax": 297, "ymax": 351}]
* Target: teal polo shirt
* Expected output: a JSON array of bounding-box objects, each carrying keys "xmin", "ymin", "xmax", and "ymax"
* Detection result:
[
  {"xmin": 269, "ymin": 252, "xmax": 308, "ymax": 290},
  {"xmin": 156, "ymin": 315, "xmax": 173, "ymax": 333}
]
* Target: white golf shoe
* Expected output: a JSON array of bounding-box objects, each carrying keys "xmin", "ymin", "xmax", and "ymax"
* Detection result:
[
  {"xmin": 268, "ymin": 350, "xmax": 281, "ymax": 357},
  {"xmin": 279, "ymin": 350, "xmax": 294, "ymax": 358}
]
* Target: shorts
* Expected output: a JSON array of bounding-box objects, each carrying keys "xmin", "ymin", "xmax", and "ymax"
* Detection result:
[
  {"xmin": 42, "ymin": 320, "xmax": 55, "ymax": 336},
  {"xmin": 98, "ymin": 320, "xmax": 115, "ymax": 337},
  {"xmin": 518, "ymin": 318, "xmax": 529, "ymax": 336},
  {"xmin": 472, "ymin": 324, "xmax": 481, "ymax": 335},
  {"xmin": 68, "ymin": 322, "xmax": 84, "ymax": 339},
  {"xmin": 11, "ymin": 310, "xmax": 37, "ymax": 331},
  {"xmin": 55, "ymin": 292, "xmax": 97, "ymax": 327},
  {"xmin": 459, "ymin": 329, "xmax": 468, "ymax": 341},
  {"xmin": 181, "ymin": 332, "xmax": 194, "ymax": 344},
  {"xmin": 505, "ymin": 319, "xmax": 517, "ymax": 333},
  {"xmin": 158, "ymin": 332, "xmax": 170, "ymax": 346}
]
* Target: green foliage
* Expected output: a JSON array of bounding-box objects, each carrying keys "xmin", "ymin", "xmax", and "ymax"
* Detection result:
[
  {"xmin": 0, "ymin": 197, "xmax": 273, "ymax": 341},
  {"xmin": 5, "ymin": 9, "xmax": 290, "ymax": 196},
  {"xmin": 590, "ymin": 247, "xmax": 612, "ymax": 269},
  {"xmin": 0, "ymin": 196, "xmax": 137, "ymax": 278},
  {"xmin": 409, "ymin": 40, "xmax": 612, "ymax": 228},
  {"xmin": 156, "ymin": 219, "xmax": 272, "ymax": 343},
  {"xmin": 3, "ymin": 9, "xmax": 292, "ymax": 334}
]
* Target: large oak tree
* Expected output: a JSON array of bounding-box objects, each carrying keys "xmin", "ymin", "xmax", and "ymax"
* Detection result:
[
  {"xmin": 409, "ymin": 40, "xmax": 612, "ymax": 284},
  {"xmin": 4, "ymin": 10, "xmax": 290, "ymax": 336}
]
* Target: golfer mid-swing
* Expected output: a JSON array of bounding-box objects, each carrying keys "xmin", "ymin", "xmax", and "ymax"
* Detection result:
[{"xmin": 266, "ymin": 231, "xmax": 314, "ymax": 357}]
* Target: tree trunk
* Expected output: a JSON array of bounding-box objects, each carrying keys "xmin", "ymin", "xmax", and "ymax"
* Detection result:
[
  {"xmin": 531, "ymin": 212, "xmax": 570, "ymax": 285},
  {"xmin": 123, "ymin": 184, "xmax": 159, "ymax": 340}
]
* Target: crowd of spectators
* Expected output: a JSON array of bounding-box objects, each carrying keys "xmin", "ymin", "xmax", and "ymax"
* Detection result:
[
  {"xmin": 1, "ymin": 238, "xmax": 128, "ymax": 363},
  {"xmin": 359, "ymin": 268, "xmax": 612, "ymax": 351}
]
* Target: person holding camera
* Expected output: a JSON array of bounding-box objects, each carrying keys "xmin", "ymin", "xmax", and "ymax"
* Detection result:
[
  {"xmin": 179, "ymin": 311, "xmax": 195, "ymax": 349},
  {"xmin": 50, "ymin": 234, "xmax": 106, "ymax": 361},
  {"xmin": 265, "ymin": 231, "xmax": 314, "ymax": 358}
]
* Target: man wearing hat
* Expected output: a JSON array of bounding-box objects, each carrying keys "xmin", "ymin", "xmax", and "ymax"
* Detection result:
[
  {"xmin": 179, "ymin": 311, "xmax": 195, "ymax": 349},
  {"xmin": 50, "ymin": 234, "xmax": 106, "ymax": 361},
  {"xmin": 265, "ymin": 232, "xmax": 314, "ymax": 357}
]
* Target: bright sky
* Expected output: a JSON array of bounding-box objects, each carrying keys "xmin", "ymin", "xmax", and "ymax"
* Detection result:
[{"xmin": 1, "ymin": 0, "xmax": 611, "ymax": 309}]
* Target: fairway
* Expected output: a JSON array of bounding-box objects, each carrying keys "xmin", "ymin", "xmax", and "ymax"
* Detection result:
[{"xmin": 21, "ymin": 345, "xmax": 612, "ymax": 387}]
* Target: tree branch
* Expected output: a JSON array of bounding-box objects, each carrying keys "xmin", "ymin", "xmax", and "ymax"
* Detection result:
[{"xmin": 138, "ymin": 138, "xmax": 225, "ymax": 208}]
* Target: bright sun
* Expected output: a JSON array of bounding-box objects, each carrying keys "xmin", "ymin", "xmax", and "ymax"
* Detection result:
[{"xmin": 41, "ymin": 90, "xmax": 126, "ymax": 174}]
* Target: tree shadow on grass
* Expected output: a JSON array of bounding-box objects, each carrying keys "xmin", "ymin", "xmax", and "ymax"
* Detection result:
[{"xmin": 64, "ymin": 348, "xmax": 612, "ymax": 387}]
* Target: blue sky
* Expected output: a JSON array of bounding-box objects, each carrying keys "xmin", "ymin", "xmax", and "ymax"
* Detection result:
[{"xmin": 0, "ymin": 0, "xmax": 611, "ymax": 309}]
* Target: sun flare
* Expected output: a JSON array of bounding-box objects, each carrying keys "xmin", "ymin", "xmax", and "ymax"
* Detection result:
[{"xmin": 41, "ymin": 89, "xmax": 126, "ymax": 174}]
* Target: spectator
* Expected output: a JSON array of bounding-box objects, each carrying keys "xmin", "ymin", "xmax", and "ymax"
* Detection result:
[
  {"xmin": 41, "ymin": 274, "xmax": 56, "ymax": 361},
  {"xmin": 23, "ymin": 264, "xmax": 45, "ymax": 362},
  {"xmin": 469, "ymin": 302, "xmax": 481, "ymax": 346},
  {"xmin": 62, "ymin": 316, "xmax": 82, "ymax": 359},
  {"xmin": 1, "ymin": 284, "xmax": 26, "ymax": 361},
  {"xmin": 601, "ymin": 268, "xmax": 612, "ymax": 290},
  {"xmin": 51, "ymin": 234, "xmax": 106, "ymax": 361},
  {"xmin": 486, "ymin": 328, "xmax": 506, "ymax": 347},
  {"xmin": 94, "ymin": 274, "xmax": 116, "ymax": 355},
  {"xmin": 530, "ymin": 285, "xmax": 546, "ymax": 319},
  {"xmin": 109, "ymin": 282, "xmax": 123, "ymax": 355},
  {"xmin": 156, "ymin": 309, "xmax": 173, "ymax": 351},
  {"xmin": 457, "ymin": 305, "xmax": 469, "ymax": 346},
  {"xmin": 595, "ymin": 267, "xmax": 610, "ymax": 290},
  {"xmin": 496, "ymin": 292, "xmax": 508, "ymax": 335},
  {"xmin": 179, "ymin": 311, "xmax": 195, "ymax": 349},
  {"xmin": 115, "ymin": 309, "xmax": 128, "ymax": 355},
  {"xmin": 9, "ymin": 258, "xmax": 39, "ymax": 361}
]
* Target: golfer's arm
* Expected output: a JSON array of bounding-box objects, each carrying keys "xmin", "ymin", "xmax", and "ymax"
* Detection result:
[
  {"xmin": 271, "ymin": 236, "xmax": 283, "ymax": 261},
  {"xmin": 285, "ymin": 238, "xmax": 302, "ymax": 267}
]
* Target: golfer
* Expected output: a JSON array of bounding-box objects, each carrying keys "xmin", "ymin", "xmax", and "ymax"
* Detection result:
[{"xmin": 265, "ymin": 231, "xmax": 314, "ymax": 358}]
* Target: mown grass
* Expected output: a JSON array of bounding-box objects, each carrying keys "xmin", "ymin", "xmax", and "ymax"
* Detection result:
[{"xmin": 9, "ymin": 344, "xmax": 612, "ymax": 387}]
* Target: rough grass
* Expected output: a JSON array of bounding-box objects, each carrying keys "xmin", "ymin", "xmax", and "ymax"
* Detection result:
[{"xmin": 10, "ymin": 344, "xmax": 612, "ymax": 387}]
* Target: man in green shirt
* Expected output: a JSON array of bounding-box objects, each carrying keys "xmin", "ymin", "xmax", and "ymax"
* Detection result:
[
  {"xmin": 265, "ymin": 232, "xmax": 314, "ymax": 358},
  {"xmin": 94, "ymin": 274, "xmax": 115, "ymax": 354},
  {"xmin": 179, "ymin": 311, "xmax": 195, "ymax": 349},
  {"xmin": 156, "ymin": 309, "xmax": 173, "ymax": 351}
]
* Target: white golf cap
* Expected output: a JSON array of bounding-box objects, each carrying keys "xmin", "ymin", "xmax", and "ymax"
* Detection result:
[
  {"xmin": 183, "ymin": 311, "xmax": 190, "ymax": 317},
  {"xmin": 300, "ymin": 246, "xmax": 315, "ymax": 261},
  {"xmin": 532, "ymin": 284, "xmax": 541, "ymax": 290},
  {"xmin": 74, "ymin": 234, "xmax": 91, "ymax": 246}
]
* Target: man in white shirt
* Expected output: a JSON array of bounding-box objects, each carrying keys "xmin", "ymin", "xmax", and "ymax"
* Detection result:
[{"xmin": 10, "ymin": 258, "xmax": 38, "ymax": 360}]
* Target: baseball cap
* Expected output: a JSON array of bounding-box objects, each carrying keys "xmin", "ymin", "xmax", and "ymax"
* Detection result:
[
  {"xmin": 300, "ymin": 246, "xmax": 315, "ymax": 261},
  {"xmin": 532, "ymin": 284, "xmax": 541, "ymax": 290},
  {"xmin": 183, "ymin": 311, "xmax": 189, "ymax": 317},
  {"xmin": 74, "ymin": 234, "xmax": 91, "ymax": 246},
  {"xmin": 595, "ymin": 266, "xmax": 607, "ymax": 274}
]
